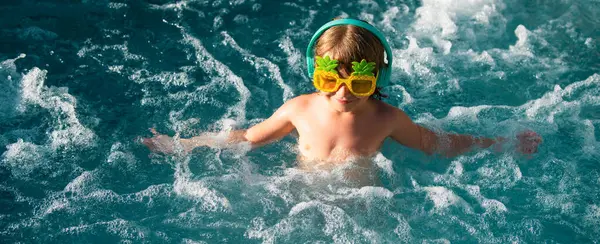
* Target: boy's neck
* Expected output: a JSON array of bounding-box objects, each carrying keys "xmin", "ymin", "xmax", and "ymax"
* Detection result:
[{"xmin": 326, "ymin": 97, "xmax": 374, "ymax": 117}]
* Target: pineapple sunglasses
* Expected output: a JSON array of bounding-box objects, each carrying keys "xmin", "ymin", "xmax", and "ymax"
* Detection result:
[
  {"xmin": 307, "ymin": 18, "xmax": 394, "ymax": 97},
  {"xmin": 313, "ymin": 55, "xmax": 378, "ymax": 97}
]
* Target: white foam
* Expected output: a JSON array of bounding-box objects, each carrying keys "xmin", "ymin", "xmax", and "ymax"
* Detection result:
[
  {"xmin": 394, "ymin": 37, "xmax": 436, "ymax": 78},
  {"xmin": 148, "ymin": 71, "xmax": 194, "ymax": 88},
  {"xmin": 0, "ymin": 54, "xmax": 26, "ymax": 119},
  {"xmin": 173, "ymin": 176, "xmax": 230, "ymax": 211},
  {"xmin": 288, "ymin": 200, "xmax": 319, "ymax": 216},
  {"xmin": 465, "ymin": 185, "xmax": 507, "ymax": 213},
  {"xmin": 18, "ymin": 67, "xmax": 46, "ymax": 107},
  {"xmin": 532, "ymin": 162, "xmax": 578, "ymax": 215},
  {"xmin": 358, "ymin": 0, "xmax": 380, "ymax": 10},
  {"xmin": 221, "ymin": 31, "xmax": 294, "ymax": 102},
  {"xmin": 1, "ymin": 139, "xmax": 50, "ymax": 178},
  {"xmin": 288, "ymin": 201, "xmax": 378, "ymax": 241},
  {"xmin": 107, "ymin": 65, "xmax": 124, "ymax": 74},
  {"xmin": 584, "ymin": 204, "xmax": 600, "ymax": 229},
  {"xmin": 17, "ymin": 26, "xmax": 58, "ymax": 41},
  {"xmin": 181, "ymin": 30, "xmax": 249, "ymax": 123},
  {"xmin": 414, "ymin": 1, "xmax": 457, "ymax": 37},
  {"xmin": 61, "ymin": 219, "xmax": 147, "ymax": 240},
  {"xmin": 459, "ymin": 49, "xmax": 496, "ymax": 66},
  {"xmin": 247, "ymin": 176, "xmax": 399, "ymax": 241},
  {"xmin": 562, "ymin": 73, "xmax": 600, "ymax": 96},
  {"xmin": 18, "ymin": 68, "xmax": 96, "ymax": 149},
  {"xmin": 346, "ymin": 186, "xmax": 394, "ymax": 199},
  {"xmin": 262, "ymin": 170, "xmax": 302, "ymax": 205},
  {"xmin": 52, "ymin": 179, "xmax": 171, "ymax": 220},
  {"xmin": 42, "ymin": 198, "xmax": 70, "ymax": 216},
  {"xmin": 373, "ymin": 153, "xmax": 394, "ymax": 175},
  {"xmin": 213, "ymin": 16, "xmax": 223, "ymax": 29},
  {"xmin": 148, "ymin": 1, "xmax": 189, "ymax": 10},
  {"xmin": 422, "ymin": 239, "xmax": 451, "ymax": 244},
  {"xmin": 391, "ymin": 212, "xmax": 413, "ymax": 243},
  {"xmin": 435, "ymin": 37, "xmax": 453, "ymax": 55},
  {"xmin": 446, "ymin": 105, "xmax": 493, "ymax": 121},
  {"xmin": 423, "ymin": 186, "xmax": 461, "ymax": 210},
  {"xmin": 508, "ymin": 25, "xmax": 535, "ymax": 57},
  {"xmin": 0, "ymin": 54, "xmax": 25, "ymax": 77},
  {"xmin": 522, "ymin": 74, "xmax": 600, "ymax": 123},
  {"xmin": 358, "ymin": 13, "xmax": 375, "ymax": 25},
  {"xmin": 448, "ymin": 160, "xmax": 464, "ymax": 177},
  {"xmin": 252, "ymin": 3, "xmax": 261, "ymax": 11},
  {"xmin": 475, "ymin": 154, "xmax": 522, "ymax": 190},
  {"xmin": 132, "ymin": 184, "xmax": 172, "ymax": 203},
  {"xmin": 233, "ymin": 14, "xmax": 249, "ymax": 24},
  {"xmin": 414, "ymin": 0, "xmax": 504, "ymax": 34},
  {"xmin": 407, "ymin": 0, "xmax": 508, "ymax": 56},
  {"xmin": 49, "ymin": 125, "xmax": 95, "ymax": 150},
  {"xmin": 172, "ymin": 156, "xmax": 231, "ymax": 212},
  {"xmin": 64, "ymin": 171, "xmax": 95, "ymax": 194},
  {"xmin": 584, "ymin": 38, "xmax": 594, "ymax": 49},
  {"xmin": 106, "ymin": 219, "xmax": 147, "ymax": 240},
  {"xmin": 581, "ymin": 120, "xmax": 598, "ymax": 155},
  {"xmin": 387, "ymin": 84, "xmax": 413, "ymax": 105},
  {"xmin": 182, "ymin": 239, "xmax": 208, "ymax": 244},
  {"xmin": 380, "ymin": 6, "xmax": 409, "ymax": 33},
  {"xmin": 278, "ymin": 36, "xmax": 304, "ymax": 76},
  {"xmin": 85, "ymin": 189, "xmax": 121, "ymax": 203},
  {"xmin": 2, "ymin": 61, "xmax": 96, "ymax": 182},
  {"xmin": 108, "ymin": 2, "xmax": 127, "ymax": 9},
  {"xmin": 77, "ymin": 41, "xmax": 144, "ymax": 61},
  {"xmin": 517, "ymin": 219, "xmax": 542, "ymax": 238},
  {"xmin": 432, "ymin": 151, "xmax": 490, "ymax": 187}
]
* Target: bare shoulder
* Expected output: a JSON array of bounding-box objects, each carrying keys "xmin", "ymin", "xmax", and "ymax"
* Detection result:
[
  {"xmin": 374, "ymin": 100, "xmax": 414, "ymax": 131},
  {"xmin": 371, "ymin": 100, "xmax": 406, "ymax": 119},
  {"xmin": 280, "ymin": 94, "xmax": 314, "ymax": 110},
  {"xmin": 284, "ymin": 93, "xmax": 314, "ymax": 106},
  {"xmin": 275, "ymin": 93, "xmax": 316, "ymax": 116}
]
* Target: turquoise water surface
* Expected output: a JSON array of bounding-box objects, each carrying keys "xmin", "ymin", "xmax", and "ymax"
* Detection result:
[{"xmin": 1, "ymin": 0, "xmax": 599, "ymax": 243}]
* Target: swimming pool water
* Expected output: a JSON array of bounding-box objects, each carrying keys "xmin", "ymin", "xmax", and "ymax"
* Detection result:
[{"xmin": 1, "ymin": 0, "xmax": 599, "ymax": 243}]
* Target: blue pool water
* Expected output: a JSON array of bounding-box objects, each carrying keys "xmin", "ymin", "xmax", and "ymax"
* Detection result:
[{"xmin": 1, "ymin": 0, "xmax": 599, "ymax": 243}]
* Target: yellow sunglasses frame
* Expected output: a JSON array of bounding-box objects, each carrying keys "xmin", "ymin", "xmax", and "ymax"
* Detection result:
[{"xmin": 313, "ymin": 70, "xmax": 378, "ymax": 97}]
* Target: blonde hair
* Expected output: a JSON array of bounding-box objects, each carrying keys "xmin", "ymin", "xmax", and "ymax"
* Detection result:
[{"xmin": 314, "ymin": 24, "xmax": 388, "ymax": 99}]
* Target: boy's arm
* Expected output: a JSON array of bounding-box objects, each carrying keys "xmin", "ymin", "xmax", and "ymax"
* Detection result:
[
  {"xmin": 389, "ymin": 109, "xmax": 499, "ymax": 157},
  {"xmin": 144, "ymin": 101, "xmax": 297, "ymax": 154},
  {"xmin": 192, "ymin": 101, "xmax": 296, "ymax": 149}
]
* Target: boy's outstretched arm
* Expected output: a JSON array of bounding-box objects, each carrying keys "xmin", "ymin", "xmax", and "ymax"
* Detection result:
[
  {"xmin": 389, "ymin": 109, "xmax": 541, "ymax": 157},
  {"xmin": 143, "ymin": 101, "xmax": 296, "ymax": 154}
]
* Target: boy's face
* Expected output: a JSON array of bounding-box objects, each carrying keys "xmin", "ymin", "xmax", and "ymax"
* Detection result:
[
  {"xmin": 316, "ymin": 52, "xmax": 373, "ymax": 112},
  {"xmin": 319, "ymin": 75, "xmax": 371, "ymax": 113}
]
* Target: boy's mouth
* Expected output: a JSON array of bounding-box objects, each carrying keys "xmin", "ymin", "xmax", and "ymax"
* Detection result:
[{"xmin": 334, "ymin": 98, "xmax": 355, "ymax": 104}]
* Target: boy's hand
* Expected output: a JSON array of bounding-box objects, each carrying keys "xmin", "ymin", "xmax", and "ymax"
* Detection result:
[
  {"xmin": 142, "ymin": 128, "xmax": 176, "ymax": 154},
  {"xmin": 516, "ymin": 130, "xmax": 542, "ymax": 154}
]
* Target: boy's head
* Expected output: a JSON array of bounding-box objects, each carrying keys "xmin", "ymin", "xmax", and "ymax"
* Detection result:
[
  {"xmin": 306, "ymin": 18, "xmax": 392, "ymax": 101},
  {"xmin": 314, "ymin": 24, "xmax": 386, "ymax": 79}
]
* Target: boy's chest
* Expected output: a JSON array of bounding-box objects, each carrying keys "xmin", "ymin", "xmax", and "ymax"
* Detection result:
[{"xmin": 293, "ymin": 112, "xmax": 391, "ymax": 154}]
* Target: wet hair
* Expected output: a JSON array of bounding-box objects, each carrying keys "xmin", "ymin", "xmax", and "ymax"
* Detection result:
[{"xmin": 314, "ymin": 23, "xmax": 389, "ymax": 100}]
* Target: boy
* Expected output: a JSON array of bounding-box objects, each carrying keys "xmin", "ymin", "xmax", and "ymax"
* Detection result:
[{"xmin": 143, "ymin": 18, "xmax": 541, "ymax": 172}]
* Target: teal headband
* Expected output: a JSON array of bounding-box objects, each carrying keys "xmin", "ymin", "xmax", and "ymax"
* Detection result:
[{"xmin": 306, "ymin": 18, "xmax": 393, "ymax": 88}]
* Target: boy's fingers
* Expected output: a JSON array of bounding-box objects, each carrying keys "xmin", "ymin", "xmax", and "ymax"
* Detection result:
[{"xmin": 150, "ymin": 128, "xmax": 159, "ymax": 136}]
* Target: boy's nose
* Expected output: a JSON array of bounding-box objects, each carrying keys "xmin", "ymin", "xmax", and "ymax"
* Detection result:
[{"xmin": 337, "ymin": 83, "xmax": 351, "ymax": 96}]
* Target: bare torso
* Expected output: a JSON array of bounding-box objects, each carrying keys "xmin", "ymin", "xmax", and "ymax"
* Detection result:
[{"xmin": 288, "ymin": 93, "xmax": 396, "ymax": 166}]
